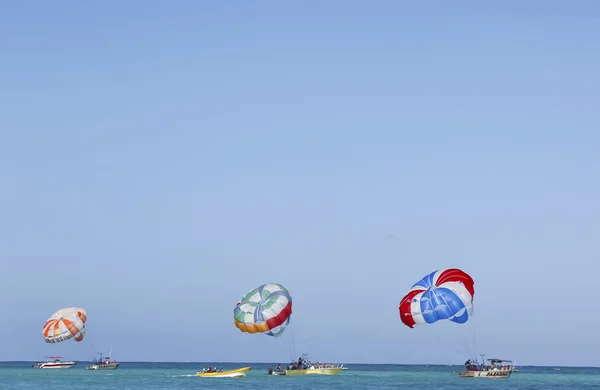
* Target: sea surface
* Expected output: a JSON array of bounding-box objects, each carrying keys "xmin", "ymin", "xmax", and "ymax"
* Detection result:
[{"xmin": 1, "ymin": 362, "xmax": 599, "ymax": 389}]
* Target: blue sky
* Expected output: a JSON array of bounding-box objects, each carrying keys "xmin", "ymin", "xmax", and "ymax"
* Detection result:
[{"xmin": 1, "ymin": 0, "xmax": 598, "ymax": 366}]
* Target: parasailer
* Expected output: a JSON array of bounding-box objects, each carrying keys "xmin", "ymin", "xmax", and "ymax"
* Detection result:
[
  {"xmin": 42, "ymin": 307, "xmax": 88, "ymax": 343},
  {"xmin": 399, "ymin": 268, "xmax": 475, "ymax": 329},
  {"xmin": 234, "ymin": 283, "xmax": 292, "ymax": 337}
]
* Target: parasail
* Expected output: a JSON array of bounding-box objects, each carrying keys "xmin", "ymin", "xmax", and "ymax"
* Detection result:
[
  {"xmin": 234, "ymin": 283, "xmax": 292, "ymax": 337},
  {"xmin": 399, "ymin": 268, "xmax": 475, "ymax": 329},
  {"xmin": 42, "ymin": 307, "xmax": 88, "ymax": 343}
]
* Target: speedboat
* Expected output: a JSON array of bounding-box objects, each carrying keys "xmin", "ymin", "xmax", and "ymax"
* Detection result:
[
  {"xmin": 458, "ymin": 355, "xmax": 517, "ymax": 378},
  {"xmin": 32, "ymin": 356, "xmax": 77, "ymax": 369},
  {"xmin": 196, "ymin": 366, "xmax": 251, "ymax": 378}
]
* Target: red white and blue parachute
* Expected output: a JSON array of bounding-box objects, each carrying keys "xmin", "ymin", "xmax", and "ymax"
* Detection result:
[{"xmin": 399, "ymin": 268, "xmax": 475, "ymax": 328}]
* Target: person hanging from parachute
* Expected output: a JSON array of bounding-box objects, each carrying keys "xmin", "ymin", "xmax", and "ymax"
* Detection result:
[
  {"xmin": 42, "ymin": 307, "xmax": 88, "ymax": 344},
  {"xmin": 399, "ymin": 268, "xmax": 475, "ymax": 328},
  {"xmin": 233, "ymin": 283, "xmax": 292, "ymax": 337}
]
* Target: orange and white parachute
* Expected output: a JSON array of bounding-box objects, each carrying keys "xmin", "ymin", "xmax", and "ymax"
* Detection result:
[{"xmin": 42, "ymin": 307, "xmax": 88, "ymax": 344}]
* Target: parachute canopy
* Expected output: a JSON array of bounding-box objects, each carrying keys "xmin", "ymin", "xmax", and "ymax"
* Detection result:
[
  {"xmin": 234, "ymin": 283, "xmax": 292, "ymax": 337},
  {"xmin": 399, "ymin": 268, "xmax": 475, "ymax": 328},
  {"xmin": 43, "ymin": 307, "xmax": 88, "ymax": 344}
]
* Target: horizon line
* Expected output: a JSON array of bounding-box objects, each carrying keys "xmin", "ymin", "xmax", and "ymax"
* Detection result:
[{"xmin": 2, "ymin": 360, "xmax": 599, "ymax": 368}]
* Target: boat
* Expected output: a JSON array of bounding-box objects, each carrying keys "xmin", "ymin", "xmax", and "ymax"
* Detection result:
[
  {"xmin": 32, "ymin": 356, "xmax": 77, "ymax": 369},
  {"xmin": 85, "ymin": 352, "xmax": 120, "ymax": 370},
  {"xmin": 196, "ymin": 366, "xmax": 251, "ymax": 378},
  {"xmin": 305, "ymin": 365, "xmax": 345, "ymax": 375},
  {"xmin": 283, "ymin": 354, "xmax": 346, "ymax": 376},
  {"xmin": 458, "ymin": 355, "xmax": 517, "ymax": 378},
  {"xmin": 267, "ymin": 365, "xmax": 286, "ymax": 375}
]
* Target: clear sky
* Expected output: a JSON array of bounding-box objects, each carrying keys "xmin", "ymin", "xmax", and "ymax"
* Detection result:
[{"xmin": 1, "ymin": 0, "xmax": 599, "ymax": 366}]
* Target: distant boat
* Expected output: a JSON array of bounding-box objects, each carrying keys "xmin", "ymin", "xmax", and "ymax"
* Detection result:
[
  {"xmin": 284, "ymin": 353, "xmax": 346, "ymax": 376},
  {"xmin": 32, "ymin": 356, "xmax": 77, "ymax": 369},
  {"xmin": 458, "ymin": 355, "xmax": 517, "ymax": 378},
  {"xmin": 85, "ymin": 352, "xmax": 120, "ymax": 370},
  {"xmin": 85, "ymin": 347, "xmax": 120, "ymax": 370},
  {"xmin": 196, "ymin": 366, "xmax": 251, "ymax": 378}
]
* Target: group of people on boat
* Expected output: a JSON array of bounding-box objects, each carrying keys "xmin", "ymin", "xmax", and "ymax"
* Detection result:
[
  {"xmin": 464, "ymin": 359, "xmax": 513, "ymax": 372},
  {"xmin": 200, "ymin": 366, "xmax": 223, "ymax": 373},
  {"xmin": 312, "ymin": 362, "xmax": 337, "ymax": 369},
  {"xmin": 287, "ymin": 356, "xmax": 307, "ymax": 370},
  {"xmin": 285, "ymin": 356, "xmax": 340, "ymax": 370}
]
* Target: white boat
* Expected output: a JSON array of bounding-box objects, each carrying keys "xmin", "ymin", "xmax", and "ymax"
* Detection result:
[
  {"xmin": 459, "ymin": 355, "xmax": 516, "ymax": 378},
  {"xmin": 267, "ymin": 365, "xmax": 286, "ymax": 375},
  {"xmin": 85, "ymin": 352, "xmax": 120, "ymax": 370},
  {"xmin": 32, "ymin": 356, "xmax": 77, "ymax": 369}
]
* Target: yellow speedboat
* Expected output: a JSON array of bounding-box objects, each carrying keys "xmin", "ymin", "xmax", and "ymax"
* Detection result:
[{"xmin": 196, "ymin": 366, "xmax": 251, "ymax": 378}]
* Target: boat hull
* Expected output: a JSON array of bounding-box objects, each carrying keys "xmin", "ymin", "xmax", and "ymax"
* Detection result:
[
  {"xmin": 285, "ymin": 367, "xmax": 345, "ymax": 376},
  {"xmin": 284, "ymin": 369, "xmax": 308, "ymax": 376},
  {"xmin": 196, "ymin": 366, "xmax": 251, "ymax": 378},
  {"xmin": 459, "ymin": 369, "xmax": 514, "ymax": 378},
  {"xmin": 32, "ymin": 362, "xmax": 77, "ymax": 369},
  {"xmin": 85, "ymin": 363, "xmax": 120, "ymax": 370},
  {"xmin": 306, "ymin": 367, "xmax": 344, "ymax": 375}
]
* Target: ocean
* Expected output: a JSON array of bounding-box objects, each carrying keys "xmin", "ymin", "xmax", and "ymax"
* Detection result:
[{"xmin": 1, "ymin": 362, "xmax": 599, "ymax": 389}]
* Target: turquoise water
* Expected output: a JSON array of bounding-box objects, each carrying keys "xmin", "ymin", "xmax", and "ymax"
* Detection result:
[{"xmin": 2, "ymin": 362, "xmax": 600, "ymax": 389}]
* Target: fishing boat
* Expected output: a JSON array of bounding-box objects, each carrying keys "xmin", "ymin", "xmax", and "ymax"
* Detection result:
[
  {"xmin": 284, "ymin": 354, "xmax": 346, "ymax": 376},
  {"xmin": 196, "ymin": 366, "xmax": 251, "ymax": 378},
  {"xmin": 32, "ymin": 356, "xmax": 77, "ymax": 369},
  {"xmin": 85, "ymin": 352, "xmax": 120, "ymax": 370},
  {"xmin": 458, "ymin": 355, "xmax": 516, "ymax": 378}
]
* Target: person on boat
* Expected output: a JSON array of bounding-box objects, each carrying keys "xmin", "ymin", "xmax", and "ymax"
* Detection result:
[{"xmin": 275, "ymin": 364, "xmax": 281, "ymax": 372}]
